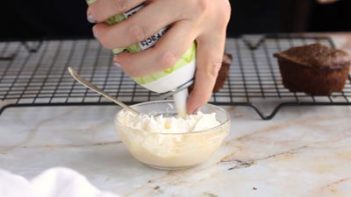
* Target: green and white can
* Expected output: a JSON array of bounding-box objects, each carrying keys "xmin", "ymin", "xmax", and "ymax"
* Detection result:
[{"xmin": 87, "ymin": 1, "xmax": 196, "ymax": 94}]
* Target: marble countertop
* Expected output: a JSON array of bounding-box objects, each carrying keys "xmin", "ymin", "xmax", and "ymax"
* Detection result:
[{"xmin": 1, "ymin": 34, "xmax": 351, "ymax": 197}]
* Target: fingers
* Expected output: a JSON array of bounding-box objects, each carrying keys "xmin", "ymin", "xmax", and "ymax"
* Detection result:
[
  {"xmin": 187, "ymin": 32, "xmax": 227, "ymax": 114},
  {"xmin": 92, "ymin": 1, "xmax": 185, "ymax": 49},
  {"xmin": 87, "ymin": 0, "xmax": 146, "ymax": 23},
  {"xmin": 113, "ymin": 21, "xmax": 197, "ymax": 77},
  {"xmin": 89, "ymin": 0, "xmax": 231, "ymax": 115}
]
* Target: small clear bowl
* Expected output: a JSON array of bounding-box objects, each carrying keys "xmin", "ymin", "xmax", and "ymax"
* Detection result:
[{"xmin": 115, "ymin": 100, "xmax": 230, "ymax": 170}]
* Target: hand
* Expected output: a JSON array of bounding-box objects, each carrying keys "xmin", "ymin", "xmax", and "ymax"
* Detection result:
[{"xmin": 88, "ymin": 0, "xmax": 231, "ymax": 113}]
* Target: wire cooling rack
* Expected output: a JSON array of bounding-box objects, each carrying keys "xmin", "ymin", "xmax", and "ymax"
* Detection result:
[{"xmin": 0, "ymin": 35, "xmax": 350, "ymax": 120}]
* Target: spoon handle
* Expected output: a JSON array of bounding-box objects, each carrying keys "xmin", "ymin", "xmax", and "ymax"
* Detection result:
[{"xmin": 68, "ymin": 67, "xmax": 139, "ymax": 114}]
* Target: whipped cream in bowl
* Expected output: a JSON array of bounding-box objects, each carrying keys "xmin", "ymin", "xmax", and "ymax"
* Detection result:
[{"xmin": 115, "ymin": 100, "xmax": 230, "ymax": 170}]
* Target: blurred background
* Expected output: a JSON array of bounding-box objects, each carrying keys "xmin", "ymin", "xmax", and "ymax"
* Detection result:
[{"xmin": 1, "ymin": 0, "xmax": 350, "ymax": 39}]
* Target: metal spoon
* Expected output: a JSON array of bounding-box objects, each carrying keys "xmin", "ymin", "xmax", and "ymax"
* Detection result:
[{"xmin": 67, "ymin": 67, "xmax": 139, "ymax": 115}]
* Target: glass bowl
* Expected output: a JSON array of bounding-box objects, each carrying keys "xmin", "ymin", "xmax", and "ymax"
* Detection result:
[{"xmin": 115, "ymin": 100, "xmax": 230, "ymax": 170}]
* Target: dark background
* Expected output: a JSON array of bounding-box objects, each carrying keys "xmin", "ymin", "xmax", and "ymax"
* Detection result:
[{"xmin": 1, "ymin": 0, "xmax": 350, "ymax": 39}]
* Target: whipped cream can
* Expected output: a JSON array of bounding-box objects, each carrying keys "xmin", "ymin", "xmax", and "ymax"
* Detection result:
[{"xmin": 87, "ymin": 1, "xmax": 196, "ymax": 94}]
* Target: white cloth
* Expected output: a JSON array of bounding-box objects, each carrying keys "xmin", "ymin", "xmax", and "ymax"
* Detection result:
[{"xmin": 0, "ymin": 168, "xmax": 118, "ymax": 197}]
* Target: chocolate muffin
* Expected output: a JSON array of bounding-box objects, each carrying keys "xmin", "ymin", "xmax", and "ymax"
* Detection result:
[{"xmin": 274, "ymin": 43, "xmax": 350, "ymax": 95}]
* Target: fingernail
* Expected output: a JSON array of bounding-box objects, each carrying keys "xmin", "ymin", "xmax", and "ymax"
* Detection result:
[
  {"xmin": 87, "ymin": 14, "xmax": 96, "ymax": 23},
  {"xmin": 114, "ymin": 55, "xmax": 124, "ymax": 68}
]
